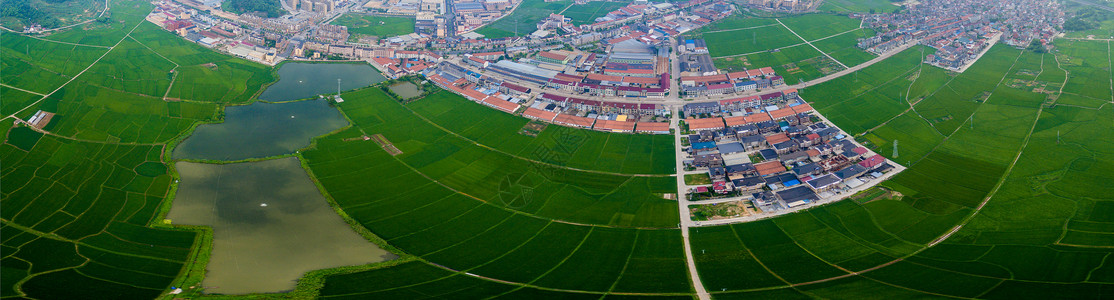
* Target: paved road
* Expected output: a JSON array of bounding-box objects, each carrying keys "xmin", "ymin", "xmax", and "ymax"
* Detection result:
[
  {"xmin": 453, "ymin": 40, "xmax": 919, "ymax": 107},
  {"xmin": 671, "ymin": 110, "xmax": 711, "ymax": 300}
]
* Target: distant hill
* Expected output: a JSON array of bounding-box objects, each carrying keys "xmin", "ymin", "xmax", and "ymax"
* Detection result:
[{"xmin": 0, "ymin": 0, "xmax": 101, "ymax": 29}]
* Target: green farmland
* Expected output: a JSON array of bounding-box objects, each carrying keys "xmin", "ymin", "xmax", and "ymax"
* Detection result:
[
  {"xmin": 330, "ymin": 14, "xmax": 416, "ymax": 38},
  {"xmin": 695, "ymin": 14, "xmax": 877, "ymax": 82},
  {"xmin": 562, "ymin": 1, "xmax": 629, "ymax": 25},
  {"xmin": 475, "ymin": 0, "xmax": 571, "ymax": 38},
  {"xmin": 4, "ymin": 0, "xmax": 1114, "ymax": 298},
  {"xmin": 693, "ymin": 39, "xmax": 1114, "ymax": 298},
  {"xmin": 818, "ymin": 0, "xmax": 900, "ymax": 13}
]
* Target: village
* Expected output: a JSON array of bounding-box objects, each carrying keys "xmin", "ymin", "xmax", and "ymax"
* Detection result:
[
  {"xmin": 855, "ymin": 0, "xmax": 1062, "ymax": 71},
  {"xmin": 131, "ymin": 0, "xmax": 912, "ymax": 223}
]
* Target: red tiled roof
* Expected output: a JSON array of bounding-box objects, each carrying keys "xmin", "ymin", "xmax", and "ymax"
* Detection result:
[
  {"xmin": 482, "ymin": 97, "xmax": 519, "ymax": 114},
  {"xmin": 686, "ymin": 117, "xmax": 725, "ymax": 130},
  {"xmin": 522, "ymin": 108, "xmax": 557, "ymax": 121},
  {"xmin": 859, "ymin": 155, "xmax": 885, "ymax": 168},
  {"xmin": 724, "ymin": 116, "xmax": 747, "ymax": 127},
  {"xmin": 635, "ymin": 122, "xmax": 670, "ymax": 133},
  {"xmin": 755, "ymin": 161, "xmax": 786, "ymax": 176},
  {"xmin": 743, "ymin": 113, "xmax": 772, "ymax": 124},
  {"xmin": 554, "ymin": 114, "xmax": 596, "ymax": 128},
  {"xmin": 790, "ymin": 103, "xmax": 813, "ymax": 114},
  {"xmin": 768, "ymin": 108, "xmax": 795, "ymax": 120},
  {"xmin": 594, "ymin": 120, "xmax": 636, "ymax": 132},
  {"xmin": 765, "ymin": 133, "xmax": 790, "ymax": 145}
]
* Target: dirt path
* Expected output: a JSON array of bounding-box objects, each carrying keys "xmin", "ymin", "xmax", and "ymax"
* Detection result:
[
  {"xmin": 776, "ymin": 18, "xmax": 847, "ymax": 69},
  {"xmin": 3, "ymin": 16, "xmax": 146, "ymax": 122},
  {"xmin": 0, "ymin": 83, "xmax": 47, "ymax": 96},
  {"xmin": 0, "ymin": 0, "xmax": 111, "ymax": 33}
]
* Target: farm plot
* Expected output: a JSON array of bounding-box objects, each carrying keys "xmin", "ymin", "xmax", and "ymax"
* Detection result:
[
  {"xmin": 331, "ymin": 14, "xmax": 415, "ymax": 38},
  {"xmin": 802, "ymin": 45, "xmax": 928, "ymax": 112},
  {"xmin": 76, "ymin": 37, "xmax": 176, "ymax": 97},
  {"xmin": 703, "ymin": 24, "xmax": 804, "ymax": 57},
  {"xmin": 715, "ymin": 45, "xmax": 833, "ymax": 85},
  {"xmin": 407, "ymin": 91, "xmax": 675, "ymax": 175},
  {"xmin": 811, "ymin": 28, "xmax": 877, "ymax": 67},
  {"xmin": 0, "ymin": 32, "xmax": 109, "ymax": 94},
  {"xmin": 38, "ymin": 82, "xmax": 219, "ymax": 144},
  {"xmin": 475, "ymin": 0, "xmax": 571, "ymax": 38},
  {"xmin": 1056, "ymin": 40, "xmax": 1112, "ymax": 102},
  {"xmin": 306, "ymin": 87, "xmax": 678, "ymax": 227},
  {"xmin": 301, "ymin": 87, "xmax": 692, "ymax": 295},
  {"xmin": 39, "ymin": 0, "xmax": 154, "ymax": 47},
  {"xmin": 914, "ymin": 45, "xmax": 1025, "ymax": 134},
  {"xmin": 0, "ymin": 134, "xmax": 196, "ymax": 299},
  {"xmin": 305, "ymin": 144, "xmax": 690, "ymax": 295},
  {"xmin": 817, "ymin": 0, "xmax": 900, "ymax": 13},
  {"xmin": 562, "ymin": 2, "xmax": 629, "ymax": 25},
  {"xmin": 777, "ymin": 14, "xmax": 861, "ymax": 41}
]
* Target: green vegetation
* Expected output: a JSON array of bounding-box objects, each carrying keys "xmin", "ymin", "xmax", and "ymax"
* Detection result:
[
  {"xmin": 817, "ymin": 0, "xmax": 900, "ymax": 13},
  {"xmin": 0, "ymin": 1, "xmax": 279, "ymax": 297},
  {"xmin": 700, "ymin": 22, "xmax": 801, "ymax": 57},
  {"xmin": 812, "ymin": 27, "xmax": 877, "ymax": 66},
  {"xmin": 684, "ymin": 173, "xmax": 711, "ymax": 185},
  {"xmin": 693, "ymin": 37, "xmax": 1114, "ymax": 298},
  {"xmin": 222, "ymin": 0, "xmax": 285, "ymax": 18},
  {"xmin": 696, "ymin": 14, "xmax": 876, "ymax": 82},
  {"xmin": 295, "ymin": 87, "xmax": 690, "ymax": 297},
  {"xmin": 331, "ymin": 14, "xmax": 415, "ymax": 38},
  {"xmin": 715, "ymin": 44, "xmax": 836, "ymax": 85},
  {"xmin": 4, "ymin": 0, "xmax": 1114, "ymax": 297},
  {"xmin": 0, "ymin": 0, "xmax": 103, "ymax": 29},
  {"xmin": 777, "ymin": 14, "xmax": 861, "ymax": 41},
  {"xmin": 475, "ymin": 0, "xmax": 571, "ymax": 38},
  {"xmin": 561, "ymin": 1, "xmax": 628, "ymax": 25}
]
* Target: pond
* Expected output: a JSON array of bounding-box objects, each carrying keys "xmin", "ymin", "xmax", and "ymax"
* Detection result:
[
  {"xmin": 172, "ymin": 99, "xmax": 347, "ymax": 161},
  {"xmin": 167, "ymin": 158, "xmax": 394, "ymax": 294},
  {"xmin": 258, "ymin": 62, "xmax": 386, "ymax": 102},
  {"xmin": 388, "ymin": 81, "xmax": 421, "ymax": 99}
]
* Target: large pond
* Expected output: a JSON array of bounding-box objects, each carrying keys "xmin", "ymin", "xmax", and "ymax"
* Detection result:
[
  {"xmin": 168, "ymin": 158, "xmax": 395, "ymax": 294},
  {"xmin": 388, "ymin": 82, "xmax": 421, "ymax": 99},
  {"xmin": 258, "ymin": 62, "xmax": 386, "ymax": 102},
  {"xmin": 172, "ymin": 99, "xmax": 347, "ymax": 160}
]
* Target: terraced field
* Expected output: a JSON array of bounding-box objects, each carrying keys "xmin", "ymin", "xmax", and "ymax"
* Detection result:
[{"xmin": 0, "ymin": 0, "xmax": 273, "ymax": 298}]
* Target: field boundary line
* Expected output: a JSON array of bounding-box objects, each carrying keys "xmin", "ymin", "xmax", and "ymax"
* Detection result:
[
  {"xmin": 426, "ymin": 259, "xmax": 697, "ymax": 297},
  {"xmin": 605, "ymin": 230, "xmax": 642, "ymax": 293},
  {"xmin": 912, "ymin": 48, "xmax": 1026, "ymax": 168},
  {"xmin": 0, "ymin": 0, "xmax": 111, "ymax": 33},
  {"xmin": 776, "ymin": 18, "xmax": 847, "ymax": 69},
  {"xmin": 12, "ymin": 118, "xmax": 165, "ymax": 146},
  {"xmin": 927, "ymin": 96, "xmax": 1045, "ymax": 248},
  {"xmin": 699, "ymin": 23, "xmax": 780, "ymax": 34},
  {"xmin": 395, "ymin": 99, "xmax": 671, "ymax": 177},
  {"xmin": 16, "ymin": 32, "xmax": 114, "ymax": 49},
  {"xmin": 0, "ymin": 220, "xmax": 186, "ymax": 264},
  {"xmin": 1, "ymin": 83, "xmax": 47, "ymax": 96},
  {"xmin": 727, "ymin": 225, "xmax": 795, "ymax": 286},
  {"xmin": 806, "ymin": 27, "xmax": 865, "ymax": 44},
  {"xmin": 380, "ymin": 143, "xmax": 677, "ymax": 229},
  {"xmin": 380, "ymin": 201, "xmax": 488, "ymax": 242},
  {"xmin": 4, "ymin": 11, "xmax": 147, "ymax": 122}
]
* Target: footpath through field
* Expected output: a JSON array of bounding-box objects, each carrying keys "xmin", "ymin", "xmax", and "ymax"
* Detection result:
[
  {"xmin": 2, "ymin": 10, "xmax": 146, "ymax": 123},
  {"xmin": 776, "ymin": 18, "xmax": 848, "ymax": 69}
]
